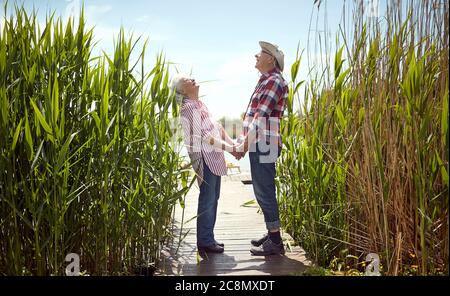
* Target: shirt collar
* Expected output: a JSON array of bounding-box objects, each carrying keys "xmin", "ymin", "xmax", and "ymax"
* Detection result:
[
  {"xmin": 183, "ymin": 97, "xmax": 201, "ymax": 106},
  {"xmin": 260, "ymin": 68, "xmax": 279, "ymax": 79}
]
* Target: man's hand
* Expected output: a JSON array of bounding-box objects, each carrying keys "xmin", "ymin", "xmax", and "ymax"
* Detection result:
[
  {"xmin": 229, "ymin": 142, "xmax": 246, "ymax": 160},
  {"xmin": 231, "ymin": 151, "xmax": 243, "ymax": 160},
  {"xmin": 235, "ymin": 142, "xmax": 248, "ymax": 155}
]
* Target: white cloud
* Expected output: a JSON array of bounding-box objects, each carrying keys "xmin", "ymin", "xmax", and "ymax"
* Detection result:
[
  {"xmin": 165, "ymin": 49, "xmax": 311, "ymax": 119},
  {"xmin": 216, "ymin": 54, "xmax": 257, "ymax": 85},
  {"xmin": 60, "ymin": 2, "xmax": 172, "ymax": 58},
  {"xmin": 86, "ymin": 4, "xmax": 113, "ymax": 16},
  {"xmin": 198, "ymin": 52, "xmax": 260, "ymax": 119},
  {"xmin": 136, "ymin": 15, "xmax": 150, "ymax": 23},
  {"xmin": 135, "ymin": 16, "xmax": 173, "ymax": 42},
  {"xmin": 63, "ymin": 0, "xmax": 81, "ymax": 21},
  {"xmin": 89, "ymin": 24, "xmax": 118, "ymax": 51},
  {"xmin": 162, "ymin": 50, "xmax": 255, "ymax": 119},
  {"xmin": 64, "ymin": 1, "xmax": 113, "ymax": 22},
  {"xmin": 61, "ymin": 1, "xmax": 115, "ymax": 49},
  {"xmin": 199, "ymin": 50, "xmax": 321, "ymax": 119}
]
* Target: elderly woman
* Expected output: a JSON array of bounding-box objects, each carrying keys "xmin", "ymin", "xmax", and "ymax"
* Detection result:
[{"xmin": 171, "ymin": 76, "xmax": 238, "ymax": 254}]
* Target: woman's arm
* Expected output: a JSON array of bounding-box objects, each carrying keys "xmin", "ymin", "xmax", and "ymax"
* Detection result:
[
  {"xmin": 219, "ymin": 125, "xmax": 236, "ymax": 145},
  {"xmin": 204, "ymin": 134, "xmax": 235, "ymax": 152}
]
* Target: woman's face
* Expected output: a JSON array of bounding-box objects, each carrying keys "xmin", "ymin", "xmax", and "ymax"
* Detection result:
[{"xmin": 180, "ymin": 78, "xmax": 199, "ymax": 97}]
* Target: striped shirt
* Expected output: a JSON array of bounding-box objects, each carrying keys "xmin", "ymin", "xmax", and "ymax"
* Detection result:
[
  {"xmin": 180, "ymin": 97, "xmax": 227, "ymax": 185},
  {"xmin": 240, "ymin": 69, "xmax": 288, "ymax": 147}
]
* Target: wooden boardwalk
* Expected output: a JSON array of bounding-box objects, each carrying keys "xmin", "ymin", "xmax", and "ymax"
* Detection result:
[{"xmin": 157, "ymin": 173, "xmax": 312, "ymax": 276}]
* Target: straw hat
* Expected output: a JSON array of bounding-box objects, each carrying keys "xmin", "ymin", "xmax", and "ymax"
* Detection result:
[{"xmin": 259, "ymin": 41, "xmax": 284, "ymax": 71}]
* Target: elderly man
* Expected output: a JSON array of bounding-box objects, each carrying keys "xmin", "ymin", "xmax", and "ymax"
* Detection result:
[{"xmin": 235, "ymin": 41, "xmax": 289, "ymax": 256}]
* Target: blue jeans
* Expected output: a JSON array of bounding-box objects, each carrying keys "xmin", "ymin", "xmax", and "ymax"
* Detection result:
[
  {"xmin": 197, "ymin": 161, "xmax": 221, "ymax": 247},
  {"xmin": 249, "ymin": 143, "xmax": 281, "ymax": 231}
]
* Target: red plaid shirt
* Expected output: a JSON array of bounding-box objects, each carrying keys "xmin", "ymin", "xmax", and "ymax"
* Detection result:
[{"xmin": 240, "ymin": 69, "xmax": 288, "ymax": 147}]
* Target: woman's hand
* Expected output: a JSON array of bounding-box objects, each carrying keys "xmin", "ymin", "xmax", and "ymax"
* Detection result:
[{"xmin": 230, "ymin": 143, "xmax": 245, "ymax": 160}]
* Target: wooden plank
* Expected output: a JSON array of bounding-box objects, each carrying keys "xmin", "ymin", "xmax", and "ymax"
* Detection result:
[
  {"xmin": 168, "ymin": 243, "xmax": 303, "ymax": 252},
  {"xmin": 162, "ymin": 245, "xmax": 308, "ymax": 257},
  {"xmin": 158, "ymin": 177, "xmax": 312, "ymax": 276},
  {"xmin": 162, "ymin": 255, "xmax": 310, "ymax": 266},
  {"xmin": 162, "ymin": 263, "xmax": 306, "ymax": 276}
]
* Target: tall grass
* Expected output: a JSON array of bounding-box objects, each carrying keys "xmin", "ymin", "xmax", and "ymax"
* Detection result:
[
  {"xmin": 278, "ymin": 0, "xmax": 448, "ymax": 275},
  {"xmin": 0, "ymin": 4, "xmax": 190, "ymax": 275}
]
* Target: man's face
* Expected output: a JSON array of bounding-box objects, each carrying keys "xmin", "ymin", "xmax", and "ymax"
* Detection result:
[{"xmin": 255, "ymin": 49, "xmax": 274, "ymax": 71}]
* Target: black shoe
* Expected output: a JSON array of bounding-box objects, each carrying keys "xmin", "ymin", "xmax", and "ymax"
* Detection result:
[
  {"xmin": 250, "ymin": 238, "xmax": 285, "ymax": 256},
  {"xmin": 215, "ymin": 240, "xmax": 224, "ymax": 247},
  {"xmin": 251, "ymin": 233, "xmax": 269, "ymax": 247},
  {"xmin": 198, "ymin": 243, "xmax": 224, "ymax": 253}
]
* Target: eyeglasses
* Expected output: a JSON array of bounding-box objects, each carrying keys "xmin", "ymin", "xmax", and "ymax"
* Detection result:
[
  {"xmin": 261, "ymin": 49, "xmax": 274, "ymax": 57},
  {"xmin": 256, "ymin": 50, "xmax": 274, "ymax": 58}
]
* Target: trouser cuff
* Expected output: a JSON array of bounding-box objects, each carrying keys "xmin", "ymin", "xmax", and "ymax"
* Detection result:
[{"xmin": 265, "ymin": 220, "xmax": 281, "ymax": 231}]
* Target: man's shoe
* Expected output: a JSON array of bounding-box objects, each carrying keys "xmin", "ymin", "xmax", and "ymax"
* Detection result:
[
  {"xmin": 215, "ymin": 240, "xmax": 224, "ymax": 247},
  {"xmin": 198, "ymin": 243, "xmax": 224, "ymax": 253},
  {"xmin": 251, "ymin": 233, "xmax": 269, "ymax": 247},
  {"xmin": 250, "ymin": 238, "xmax": 285, "ymax": 256}
]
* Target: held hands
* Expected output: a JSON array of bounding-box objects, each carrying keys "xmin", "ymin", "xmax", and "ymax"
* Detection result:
[
  {"xmin": 230, "ymin": 149, "xmax": 244, "ymax": 160},
  {"xmin": 229, "ymin": 140, "xmax": 247, "ymax": 160},
  {"xmin": 209, "ymin": 136, "xmax": 245, "ymax": 159}
]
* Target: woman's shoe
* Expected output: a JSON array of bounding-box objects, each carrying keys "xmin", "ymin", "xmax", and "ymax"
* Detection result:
[{"xmin": 198, "ymin": 243, "xmax": 224, "ymax": 253}]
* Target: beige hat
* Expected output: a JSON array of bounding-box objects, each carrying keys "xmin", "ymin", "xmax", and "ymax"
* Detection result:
[{"xmin": 259, "ymin": 41, "xmax": 284, "ymax": 71}]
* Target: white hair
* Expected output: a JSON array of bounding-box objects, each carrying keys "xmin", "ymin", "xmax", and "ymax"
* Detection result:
[{"xmin": 170, "ymin": 75, "xmax": 187, "ymax": 105}]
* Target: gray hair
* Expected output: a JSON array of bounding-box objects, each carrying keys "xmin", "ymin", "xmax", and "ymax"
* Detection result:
[{"xmin": 170, "ymin": 75, "xmax": 187, "ymax": 105}]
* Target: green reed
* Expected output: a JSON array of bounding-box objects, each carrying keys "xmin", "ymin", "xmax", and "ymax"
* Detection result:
[
  {"xmin": 0, "ymin": 4, "xmax": 190, "ymax": 275},
  {"xmin": 278, "ymin": 0, "xmax": 448, "ymax": 275}
]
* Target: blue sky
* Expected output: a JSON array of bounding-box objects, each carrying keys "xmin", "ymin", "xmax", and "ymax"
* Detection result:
[{"xmin": 1, "ymin": 0, "xmax": 384, "ymax": 118}]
